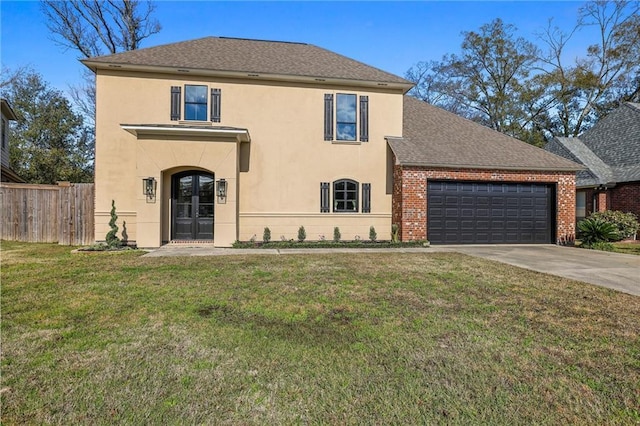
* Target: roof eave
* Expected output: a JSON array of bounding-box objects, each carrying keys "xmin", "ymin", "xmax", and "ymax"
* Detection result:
[
  {"xmin": 395, "ymin": 161, "xmax": 584, "ymax": 172},
  {"xmin": 82, "ymin": 60, "xmax": 414, "ymax": 92},
  {"xmin": 1, "ymin": 99, "xmax": 18, "ymax": 121},
  {"xmin": 121, "ymin": 124, "xmax": 251, "ymax": 142}
]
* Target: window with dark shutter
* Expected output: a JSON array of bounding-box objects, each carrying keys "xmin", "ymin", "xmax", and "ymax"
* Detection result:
[
  {"xmin": 360, "ymin": 96, "xmax": 369, "ymax": 142},
  {"xmin": 362, "ymin": 183, "xmax": 371, "ymax": 213},
  {"xmin": 320, "ymin": 182, "xmax": 330, "ymax": 212},
  {"xmin": 324, "ymin": 94, "xmax": 334, "ymax": 141},
  {"xmin": 333, "ymin": 179, "xmax": 359, "ymax": 212},
  {"xmin": 211, "ymin": 88, "xmax": 221, "ymax": 122},
  {"xmin": 170, "ymin": 86, "xmax": 181, "ymax": 120}
]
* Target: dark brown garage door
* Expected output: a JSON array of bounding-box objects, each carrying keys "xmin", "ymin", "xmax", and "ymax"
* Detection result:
[{"xmin": 427, "ymin": 181, "xmax": 555, "ymax": 244}]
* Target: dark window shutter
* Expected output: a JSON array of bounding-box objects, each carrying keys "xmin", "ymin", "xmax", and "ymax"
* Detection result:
[
  {"xmin": 211, "ymin": 88, "xmax": 221, "ymax": 122},
  {"xmin": 360, "ymin": 95, "xmax": 369, "ymax": 142},
  {"xmin": 170, "ymin": 86, "xmax": 181, "ymax": 121},
  {"xmin": 362, "ymin": 183, "xmax": 371, "ymax": 213},
  {"xmin": 324, "ymin": 94, "xmax": 334, "ymax": 141},
  {"xmin": 320, "ymin": 182, "xmax": 330, "ymax": 212}
]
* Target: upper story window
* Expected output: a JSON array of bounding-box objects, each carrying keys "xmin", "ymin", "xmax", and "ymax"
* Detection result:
[
  {"xmin": 170, "ymin": 86, "xmax": 221, "ymax": 122},
  {"xmin": 185, "ymin": 85, "xmax": 208, "ymax": 121},
  {"xmin": 324, "ymin": 93, "xmax": 368, "ymax": 142},
  {"xmin": 336, "ymin": 94, "xmax": 357, "ymax": 141}
]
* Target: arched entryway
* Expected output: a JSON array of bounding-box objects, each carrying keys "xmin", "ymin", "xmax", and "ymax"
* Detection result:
[{"xmin": 171, "ymin": 171, "xmax": 215, "ymax": 240}]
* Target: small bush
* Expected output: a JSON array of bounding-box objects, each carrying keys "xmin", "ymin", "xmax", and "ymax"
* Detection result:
[
  {"xmin": 263, "ymin": 227, "xmax": 271, "ymax": 243},
  {"xmin": 333, "ymin": 227, "xmax": 341, "ymax": 242},
  {"xmin": 298, "ymin": 226, "xmax": 306, "ymax": 242},
  {"xmin": 582, "ymin": 241, "xmax": 615, "ymax": 252},
  {"xmin": 589, "ymin": 210, "xmax": 639, "ymax": 240},
  {"xmin": 391, "ymin": 224, "xmax": 399, "ymax": 243},
  {"xmin": 105, "ymin": 200, "xmax": 121, "ymax": 248},
  {"xmin": 369, "ymin": 226, "xmax": 377, "ymax": 242},
  {"xmin": 577, "ymin": 217, "xmax": 619, "ymax": 245}
]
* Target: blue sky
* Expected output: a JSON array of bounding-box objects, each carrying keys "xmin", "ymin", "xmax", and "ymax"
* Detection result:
[{"xmin": 2, "ymin": 1, "xmax": 591, "ymax": 96}]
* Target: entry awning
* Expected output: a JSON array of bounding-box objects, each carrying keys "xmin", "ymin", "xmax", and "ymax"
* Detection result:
[{"xmin": 121, "ymin": 124, "xmax": 251, "ymax": 142}]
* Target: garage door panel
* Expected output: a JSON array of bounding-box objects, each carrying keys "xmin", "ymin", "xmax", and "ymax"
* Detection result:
[{"xmin": 427, "ymin": 181, "xmax": 554, "ymax": 244}]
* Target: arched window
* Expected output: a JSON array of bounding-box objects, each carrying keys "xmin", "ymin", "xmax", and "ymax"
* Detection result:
[{"xmin": 333, "ymin": 179, "xmax": 359, "ymax": 212}]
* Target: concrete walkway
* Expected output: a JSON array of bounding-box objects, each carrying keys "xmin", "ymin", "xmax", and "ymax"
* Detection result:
[{"xmin": 143, "ymin": 244, "xmax": 640, "ymax": 296}]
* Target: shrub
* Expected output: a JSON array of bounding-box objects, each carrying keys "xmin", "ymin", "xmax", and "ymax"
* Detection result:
[
  {"xmin": 297, "ymin": 226, "xmax": 306, "ymax": 242},
  {"xmin": 577, "ymin": 217, "xmax": 619, "ymax": 245},
  {"xmin": 333, "ymin": 227, "xmax": 341, "ymax": 242},
  {"xmin": 105, "ymin": 200, "xmax": 121, "ymax": 248},
  {"xmin": 582, "ymin": 241, "xmax": 615, "ymax": 252},
  {"xmin": 391, "ymin": 224, "xmax": 399, "ymax": 243},
  {"xmin": 369, "ymin": 226, "xmax": 377, "ymax": 242},
  {"xmin": 263, "ymin": 227, "xmax": 271, "ymax": 243},
  {"xmin": 589, "ymin": 210, "xmax": 639, "ymax": 240}
]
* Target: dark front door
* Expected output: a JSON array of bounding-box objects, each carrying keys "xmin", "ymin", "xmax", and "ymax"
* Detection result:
[
  {"xmin": 172, "ymin": 172, "xmax": 214, "ymax": 240},
  {"xmin": 427, "ymin": 181, "xmax": 555, "ymax": 244}
]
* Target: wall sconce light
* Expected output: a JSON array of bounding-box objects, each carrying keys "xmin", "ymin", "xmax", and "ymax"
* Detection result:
[
  {"xmin": 216, "ymin": 178, "xmax": 227, "ymax": 201},
  {"xmin": 143, "ymin": 177, "xmax": 157, "ymax": 201}
]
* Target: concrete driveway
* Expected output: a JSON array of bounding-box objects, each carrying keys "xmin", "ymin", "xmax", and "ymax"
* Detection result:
[{"xmin": 451, "ymin": 245, "xmax": 640, "ymax": 297}]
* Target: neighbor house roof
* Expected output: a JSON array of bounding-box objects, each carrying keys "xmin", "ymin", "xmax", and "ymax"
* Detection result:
[
  {"xmin": 1, "ymin": 99, "xmax": 18, "ymax": 121},
  {"xmin": 545, "ymin": 102, "xmax": 640, "ymax": 186},
  {"xmin": 387, "ymin": 96, "xmax": 582, "ymax": 172},
  {"xmin": 82, "ymin": 36, "xmax": 413, "ymax": 90},
  {"xmin": 550, "ymin": 137, "xmax": 614, "ymax": 187}
]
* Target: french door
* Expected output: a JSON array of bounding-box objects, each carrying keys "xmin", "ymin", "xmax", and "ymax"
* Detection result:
[{"xmin": 171, "ymin": 172, "xmax": 214, "ymax": 240}]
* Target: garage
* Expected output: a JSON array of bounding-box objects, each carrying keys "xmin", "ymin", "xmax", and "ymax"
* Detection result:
[{"xmin": 427, "ymin": 181, "xmax": 555, "ymax": 244}]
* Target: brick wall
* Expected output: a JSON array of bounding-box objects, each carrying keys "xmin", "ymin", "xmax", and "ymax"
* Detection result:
[
  {"xmin": 596, "ymin": 191, "xmax": 610, "ymax": 212},
  {"xmin": 610, "ymin": 182, "xmax": 640, "ymax": 219},
  {"xmin": 580, "ymin": 183, "xmax": 640, "ymax": 219},
  {"xmin": 392, "ymin": 163, "xmax": 577, "ymax": 244}
]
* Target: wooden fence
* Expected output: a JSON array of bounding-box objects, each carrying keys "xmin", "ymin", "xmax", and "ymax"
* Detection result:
[{"xmin": 0, "ymin": 182, "xmax": 94, "ymax": 245}]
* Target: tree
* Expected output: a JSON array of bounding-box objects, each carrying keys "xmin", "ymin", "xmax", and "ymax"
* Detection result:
[
  {"xmin": 407, "ymin": 19, "xmax": 548, "ymax": 145},
  {"xmin": 406, "ymin": 1, "xmax": 640, "ymax": 144},
  {"xmin": 1, "ymin": 69, "xmax": 93, "ymax": 184},
  {"xmin": 538, "ymin": 0, "xmax": 640, "ymax": 136},
  {"xmin": 42, "ymin": 0, "xmax": 161, "ymax": 58},
  {"xmin": 41, "ymin": 0, "xmax": 161, "ymax": 124}
]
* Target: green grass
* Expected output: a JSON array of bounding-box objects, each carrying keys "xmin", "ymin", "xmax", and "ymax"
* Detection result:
[
  {"xmin": 2, "ymin": 241, "xmax": 639, "ymax": 424},
  {"xmin": 612, "ymin": 242, "xmax": 640, "ymax": 255}
]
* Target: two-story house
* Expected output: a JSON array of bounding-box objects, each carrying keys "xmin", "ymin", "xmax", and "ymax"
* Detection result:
[
  {"xmin": 83, "ymin": 37, "xmax": 581, "ymax": 247},
  {"xmin": 1, "ymin": 98, "xmax": 23, "ymax": 183}
]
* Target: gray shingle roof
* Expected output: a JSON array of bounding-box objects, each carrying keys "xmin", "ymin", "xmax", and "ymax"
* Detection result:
[
  {"xmin": 551, "ymin": 137, "xmax": 614, "ymax": 186},
  {"xmin": 545, "ymin": 102, "xmax": 640, "ymax": 184},
  {"xmin": 388, "ymin": 96, "xmax": 582, "ymax": 171},
  {"xmin": 82, "ymin": 36, "xmax": 411, "ymax": 86}
]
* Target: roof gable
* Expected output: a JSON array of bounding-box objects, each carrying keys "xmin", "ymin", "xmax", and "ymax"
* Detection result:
[
  {"xmin": 552, "ymin": 137, "xmax": 614, "ymax": 186},
  {"xmin": 546, "ymin": 102, "xmax": 640, "ymax": 184},
  {"xmin": 389, "ymin": 96, "xmax": 582, "ymax": 171},
  {"xmin": 580, "ymin": 102, "xmax": 640, "ymax": 168},
  {"xmin": 1, "ymin": 99, "xmax": 17, "ymax": 121},
  {"xmin": 82, "ymin": 36, "xmax": 412, "ymax": 89}
]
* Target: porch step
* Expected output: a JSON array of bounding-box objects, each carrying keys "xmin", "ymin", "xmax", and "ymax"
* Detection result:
[{"xmin": 167, "ymin": 240, "xmax": 215, "ymax": 245}]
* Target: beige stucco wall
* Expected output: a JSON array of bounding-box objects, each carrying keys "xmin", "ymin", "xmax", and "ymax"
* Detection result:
[{"xmin": 94, "ymin": 69, "xmax": 404, "ymax": 247}]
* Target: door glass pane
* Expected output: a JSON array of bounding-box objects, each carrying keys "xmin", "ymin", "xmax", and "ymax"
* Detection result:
[
  {"xmin": 176, "ymin": 203, "xmax": 192, "ymax": 218},
  {"xmin": 178, "ymin": 176, "xmax": 193, "ymax": 203},
  {"xmin": 199, "ymin": 204, "xmax": 214, "ymax": 218},
  {"xmin": 199, "ymin": 175, "xmax": 214, "ymax": 203}
]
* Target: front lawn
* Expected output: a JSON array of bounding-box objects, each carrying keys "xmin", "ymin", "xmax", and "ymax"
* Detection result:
[
  {"xmin": 612, "ymin": 241, "xmax": 640, "ymax": 255},
  {"xmin": 1, "ymin": 241, "xmax": 639, "ymax": 424}
]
